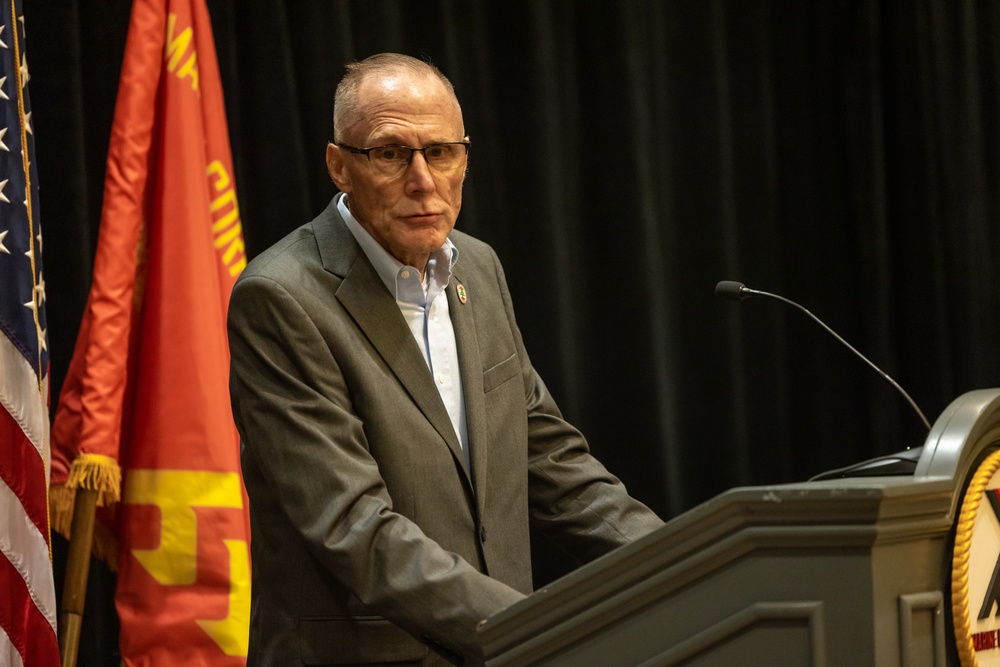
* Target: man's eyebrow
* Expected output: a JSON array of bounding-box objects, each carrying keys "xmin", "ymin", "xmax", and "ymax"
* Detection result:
[
  {"xmin": 367, "ymin": 134, "xmax": 457, "ymax": 147},
  {"xmin": 365, "ymin": 132, "xmax": 409, "ymax": 146}
]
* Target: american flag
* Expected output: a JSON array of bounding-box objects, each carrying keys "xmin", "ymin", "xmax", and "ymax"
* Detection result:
[{"xmin": 0, "ymin": 1, "xmax": 60, "ymax": 665}]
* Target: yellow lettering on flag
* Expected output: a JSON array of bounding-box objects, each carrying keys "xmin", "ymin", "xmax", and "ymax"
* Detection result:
[
  {"xmin": 123, "ymin": 470, "xmax": 250, "ymax": 655},
  {"xmin": 196, "ymin": 539, "xmax": 251, "ymax": 656},
  {"xmin": 124, "ymin": 469, "xmax": 242, "ymax": 583},
  {"xmin": 208, "ymin": 160, "xmax": 247, "ymax": 276},
  {"xmin": 165, "ymin": 13, "xmax": 199, "ymax": 92}
]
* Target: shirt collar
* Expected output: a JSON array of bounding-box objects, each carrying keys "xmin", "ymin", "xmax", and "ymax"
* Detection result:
[{"xmin": 337, "ymin": 193, "xmax": 458, "ymax": 305}]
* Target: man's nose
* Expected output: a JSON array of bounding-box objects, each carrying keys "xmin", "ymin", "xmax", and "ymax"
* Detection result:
[{"xmin": 404, "ymin": 151, "xmax": 435, "ymax": 192}]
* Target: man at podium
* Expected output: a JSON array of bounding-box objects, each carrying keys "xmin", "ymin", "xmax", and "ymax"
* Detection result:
[{"xmin": 228, "ymin": 52, "xmax": 664, "ymax": 666}]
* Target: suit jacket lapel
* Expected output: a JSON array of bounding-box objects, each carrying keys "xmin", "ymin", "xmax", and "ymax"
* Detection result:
[
  {"xmin": 314, "ymin": 199, "xmax": 470, "ymax": 481},
  {"xmin": 448, "ymin": 269, "xmax": 488, "ymax": 511}
]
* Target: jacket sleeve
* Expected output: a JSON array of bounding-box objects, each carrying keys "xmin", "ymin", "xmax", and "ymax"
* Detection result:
[
  {"xmin": 487, "ymin": 249, "xmax": 666, "ymax": 562},
  {"xmin": 228, "ymin": 271, "xmax": 525, "ymax": 665}
]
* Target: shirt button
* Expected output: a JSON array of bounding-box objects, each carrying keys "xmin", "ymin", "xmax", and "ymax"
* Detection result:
[
  {"xmin": 437, "ymin": 374, "xmax": 445, "ymax": 385},
  {"xmin": 401, "ymin": 270, "xmax": 411, "ymax": 279}
]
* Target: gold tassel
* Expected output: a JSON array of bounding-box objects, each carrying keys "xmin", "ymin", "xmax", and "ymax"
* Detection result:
[
  {"xmin": 48, "ymin": 453, "xmax": 124, "ymax": 570},
  {"xmin": 65, "ymin": 453, "xmax": 122, "ymax": 506}
]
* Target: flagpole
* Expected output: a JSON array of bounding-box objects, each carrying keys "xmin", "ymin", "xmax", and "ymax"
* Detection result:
[{"xmin": 58, "ymin": 488, "xmax": 99, "ymax": 667}]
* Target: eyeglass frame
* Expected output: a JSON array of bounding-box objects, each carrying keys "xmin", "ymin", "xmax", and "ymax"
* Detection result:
[{"xmin": 336, "ymin": 140, "xmax": 472, "ymax": 172}]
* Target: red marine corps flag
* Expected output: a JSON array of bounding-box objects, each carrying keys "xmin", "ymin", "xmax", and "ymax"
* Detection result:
[{"xmin": 50, "ymin": 0, "xmax": 250, "ymax": 664}]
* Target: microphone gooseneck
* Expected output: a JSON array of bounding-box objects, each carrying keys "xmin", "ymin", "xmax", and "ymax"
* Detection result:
[{"xmin": 715, "ymin": 280, "xmax": 932, "ymax": 432}]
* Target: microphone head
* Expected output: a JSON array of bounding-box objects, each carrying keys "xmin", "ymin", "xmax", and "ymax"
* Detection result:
[{"xmin": 715, "ymin": 280, "xmax": 747, "ymax": 301}]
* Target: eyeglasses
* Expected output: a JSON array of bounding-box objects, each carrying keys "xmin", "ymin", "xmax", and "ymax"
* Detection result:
[{"xmin": 337, "ymin": 141, "xmax": 471, "ymax": 176}]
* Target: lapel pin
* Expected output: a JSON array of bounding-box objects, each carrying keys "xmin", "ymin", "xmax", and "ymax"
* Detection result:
[{"xmin": 457, "ymin": 283, "xmax": 468, "ymax": 304}]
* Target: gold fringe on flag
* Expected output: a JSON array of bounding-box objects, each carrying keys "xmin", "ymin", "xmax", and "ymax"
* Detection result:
[
  {"xmin": 65, "ymin": 452, "xmax": 122, "ymax": 505},
  {"xmin": 49, "ymin": 453, "xmax": 123, "ymax": 569}
]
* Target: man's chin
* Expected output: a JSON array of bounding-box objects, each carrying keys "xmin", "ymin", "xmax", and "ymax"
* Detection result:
[{"xmin": 402, "ymin": 227, "xmax": 452, "ymax": 248}]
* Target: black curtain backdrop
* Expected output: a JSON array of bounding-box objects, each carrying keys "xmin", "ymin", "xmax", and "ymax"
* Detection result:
[{"xmin": 29, "ymin": 1, "xmax": 999, "ymax": 663}]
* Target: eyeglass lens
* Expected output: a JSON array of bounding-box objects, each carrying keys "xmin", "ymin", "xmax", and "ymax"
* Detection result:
[{"xmin": 370, "ymin": 144, "xmax": 467, "ymax": 174}]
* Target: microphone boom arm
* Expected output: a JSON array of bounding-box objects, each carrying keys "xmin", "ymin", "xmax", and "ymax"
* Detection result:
[{"xmin": 725, "ymin": 282, "xmax": 932, "ymax": 432}]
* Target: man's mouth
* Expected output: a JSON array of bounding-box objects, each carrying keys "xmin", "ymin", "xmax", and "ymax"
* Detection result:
[{"xmin": 405, "ymin": 212, "xmax": 439, "ymax": 222}]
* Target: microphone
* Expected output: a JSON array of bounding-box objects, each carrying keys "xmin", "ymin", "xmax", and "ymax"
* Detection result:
[{"xmin": 715, "ymin": 280, "xmax": 931, "ymax": 432}]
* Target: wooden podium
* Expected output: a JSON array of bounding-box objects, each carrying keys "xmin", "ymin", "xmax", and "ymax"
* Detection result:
[{"xmin": 478, "ymin": 389, "xmax": 1000, "ymax": 666}]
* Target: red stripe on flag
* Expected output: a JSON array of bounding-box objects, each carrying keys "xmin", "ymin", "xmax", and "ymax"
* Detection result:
[
  {"xmin": 0, "ymin": 551, "xmax": 59, "ymax": 666},
  {"xmin": 0, "ymin": 407, "xmax": 49, "ymax": 538}
]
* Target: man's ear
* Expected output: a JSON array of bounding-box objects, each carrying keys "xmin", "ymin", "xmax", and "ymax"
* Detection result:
[{"xmin": 326, "ymin": 143, "xmax": 352, "ymax": 193}]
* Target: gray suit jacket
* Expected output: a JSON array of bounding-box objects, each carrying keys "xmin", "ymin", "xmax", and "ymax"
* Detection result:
[{"xmin": 228, "ymin": 198, "xmax": 664, "ymax": 666}]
